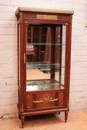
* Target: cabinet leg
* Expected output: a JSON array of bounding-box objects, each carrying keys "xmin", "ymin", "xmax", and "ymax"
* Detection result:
[
  {"xmin": 18, "ymin": 112, "xmax": 21, "ymax": 119},
  {"xmin": 57, "ymin": 112, "xmax": 60, "ymax": 115},
  {"xmin": 21, "ymin": 116, "xmax": 25, "ymax": 128},
  {"xmin": 65, "ymin": 111, "xmax": 68, "ymax": 122}
]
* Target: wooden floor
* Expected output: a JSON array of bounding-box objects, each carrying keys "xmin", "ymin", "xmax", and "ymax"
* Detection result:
[{"xmin": 0, "ymin": 110, "xmax": 87, "ymax": 130}]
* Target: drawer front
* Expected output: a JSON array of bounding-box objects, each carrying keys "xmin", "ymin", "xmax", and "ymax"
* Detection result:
[{"xmin": 26, "ymin": 91, "xmax": 64, "ymax": 110}]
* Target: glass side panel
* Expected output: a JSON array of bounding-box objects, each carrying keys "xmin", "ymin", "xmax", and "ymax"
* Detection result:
[
  {"xmin": 26, "ymin": 24, "xmax": 66, "ymax": 91},
  {"xmin": 61, "ymin": 25, "xmax": 66, "ymax": 86}
]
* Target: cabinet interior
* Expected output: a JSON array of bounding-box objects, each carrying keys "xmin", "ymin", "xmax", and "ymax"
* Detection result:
[{"xmin": 26, "ymin": 24, "xmax": 66, "ymax": 91}]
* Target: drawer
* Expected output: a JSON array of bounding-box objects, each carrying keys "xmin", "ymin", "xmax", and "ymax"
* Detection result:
[{"xmin": 26, "ymin": 91, "xmax": 64, "ymax": 110}]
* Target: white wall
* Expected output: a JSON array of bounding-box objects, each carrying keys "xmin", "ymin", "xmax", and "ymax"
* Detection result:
[{"xmin": 0, "ymin": 0, "xmax": 87, "ymax": 118}]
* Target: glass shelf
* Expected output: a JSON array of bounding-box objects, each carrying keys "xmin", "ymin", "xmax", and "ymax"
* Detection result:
[
  {"xmin": 26, "ymin": 79, "xmax": 64, "ymax": 91},
  {"xmin": 26, "ymin": 62, "xmax": 65, "ymax": 70},
  {"xmin": 27, "ymin": 43, "xmax": 65, "ymax": 46}
]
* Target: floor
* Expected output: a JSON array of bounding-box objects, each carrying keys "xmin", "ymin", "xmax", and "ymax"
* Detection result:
[{"xmin": 0, "ymin": 110, "xmax": 87, "ymax": 130}]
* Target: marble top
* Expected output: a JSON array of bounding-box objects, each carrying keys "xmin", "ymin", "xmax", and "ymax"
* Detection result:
[{"xmin": 15, "ymin": 7, "xmax": 74, "ymax": 16}]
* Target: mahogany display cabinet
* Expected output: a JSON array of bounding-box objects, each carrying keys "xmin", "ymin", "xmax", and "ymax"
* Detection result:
[{"xmin": 15, "ymin": 7, "xmax": 74, "ymax": 127}]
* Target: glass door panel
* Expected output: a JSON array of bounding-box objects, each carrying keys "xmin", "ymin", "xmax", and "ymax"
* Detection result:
[{"xmin": 26, "ymin": 24, "xmax": 66, "ymax": 91}]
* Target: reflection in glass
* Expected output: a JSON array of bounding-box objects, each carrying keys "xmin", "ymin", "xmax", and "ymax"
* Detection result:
[{"xmin": 26, "ymin": 24, "xmax": 66, "ymax": 91}]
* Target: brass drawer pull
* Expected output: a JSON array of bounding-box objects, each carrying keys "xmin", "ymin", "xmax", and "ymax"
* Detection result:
[{"xmin": 33, "ymin": 96, "xmax": 58, "ymax": 104}]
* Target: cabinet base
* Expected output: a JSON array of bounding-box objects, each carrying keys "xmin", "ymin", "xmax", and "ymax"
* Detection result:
[{"xmin": 18, "ymin": 108, "xmax": 69, "ymax": 128}]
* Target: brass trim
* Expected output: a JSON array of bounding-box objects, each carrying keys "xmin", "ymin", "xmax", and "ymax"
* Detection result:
[
  {"xmin": 24, "ymin": 53, "xmax": 26, "ymax": 64},
  {"xmin": 33, "ymin": 96, "xmax": 58, "ymax": 104},
  {"xmin": 20, "ymin": 103, "xmax": 24, "ymax": 112},
  {"xmin": 37, "ymin": 14, "xmax": 57, "ymax": 20},
  {"xmin": 19, "ymin": 12, "xmax": 23, "ymax": 22}
]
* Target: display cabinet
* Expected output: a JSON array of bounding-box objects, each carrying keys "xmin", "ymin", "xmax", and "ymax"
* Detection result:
[{"xmin": 15, "ymin": 7, "xmax": 74, "ymax": 127}]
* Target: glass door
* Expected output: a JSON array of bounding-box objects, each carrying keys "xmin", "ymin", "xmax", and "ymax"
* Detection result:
[{"xmin": 25, "ymin": 24, "xmax": 66, "ymax": 91}]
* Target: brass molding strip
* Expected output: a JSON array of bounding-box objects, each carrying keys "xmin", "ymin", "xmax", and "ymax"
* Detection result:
[{"xmin": 33, "ymin": 96, "xmax": 58, "ymax": 104}]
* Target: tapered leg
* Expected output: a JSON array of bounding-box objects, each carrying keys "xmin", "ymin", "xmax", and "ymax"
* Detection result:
[
  {"xmin": 21, "ymin": 116, "xmax": 25, "ymax": 128},
  {"xmin": 65, "ymin": 111, "xmax": 68, "ymax": 122}
]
